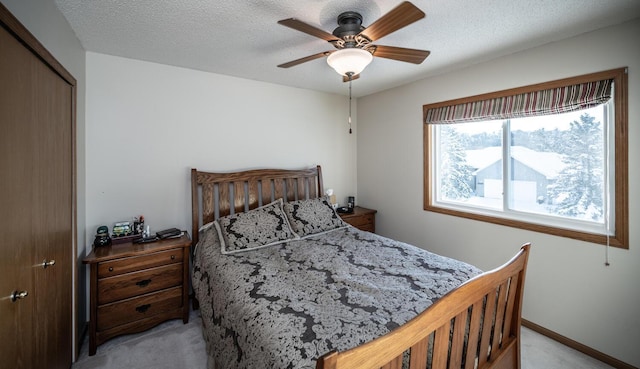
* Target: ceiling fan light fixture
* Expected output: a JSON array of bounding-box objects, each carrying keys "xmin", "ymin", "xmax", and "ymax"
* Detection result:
[{"xmin": 327, "ymin": 48, "xmax": 373, "ymax": 76}]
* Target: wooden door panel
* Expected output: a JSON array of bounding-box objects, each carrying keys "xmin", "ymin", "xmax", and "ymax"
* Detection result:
[
  {"xmin": 0, "ymin": 21, "xmax": 39, "ymax": 369},
  {"xmin": 0, "ymin": 7, "xmax": 74, "ymax": 369},
  {"xmin": 31, "ymin": 45, "xmax": 73, "ymax": 369}
]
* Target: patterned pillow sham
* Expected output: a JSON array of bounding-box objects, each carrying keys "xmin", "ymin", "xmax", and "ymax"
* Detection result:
[
  {"xmin": 215, "ymin": 199, "xmax": 298, "ymax": 254},
  {"xmin": 283, "ymin": 196, "xmax": 348, "ymax": 237}
]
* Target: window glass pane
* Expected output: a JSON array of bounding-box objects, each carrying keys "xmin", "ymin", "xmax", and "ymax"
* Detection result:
[
  {"xmin": 435, "ymin": 104, "xmax": 608, "ymax": 226},
  {"xmin": 436, "ymin": 121, "xmax": 503, "ymax": 210},
  {"xmin": 510, "ymin": 105, "xmax": 606, "ymax": 223}
]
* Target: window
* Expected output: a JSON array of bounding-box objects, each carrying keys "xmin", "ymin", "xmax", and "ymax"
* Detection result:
[{"xmin": 423, "ymin": 68, "xmax": 628, "ymax": 248}]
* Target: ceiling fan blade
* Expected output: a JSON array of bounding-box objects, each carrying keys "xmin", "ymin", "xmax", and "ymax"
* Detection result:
[
  {"xmin": 359, "ymin": 2, "xmax": 425, "ymax": 41},
  {"xmin": 278, "ymin": 18, "xmax": 339, "ymax": 42},
  {"xmin": 372, "ymin": 45, "xmax": 430, "ymax": 64},
  {"xmin": 278, "ymin": 51, "xmax": 333, "ymax": 68},
  {"xmin": 342, "ymin": 73, "xmax": 361, "ymax": 83}
]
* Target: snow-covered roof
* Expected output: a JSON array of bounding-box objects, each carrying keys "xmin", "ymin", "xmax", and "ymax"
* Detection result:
[{"xmin": 465, "ymin": 146, "xmax": 566, "ymax": 179}]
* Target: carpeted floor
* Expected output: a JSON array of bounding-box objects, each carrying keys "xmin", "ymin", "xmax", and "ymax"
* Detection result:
[
  {"xmin": 73, "ymin": 309, "xmax": 207, "ymax": 369},
  {"xmin": 73, "ymin": 308, "xmax": 613, "ymax": 369}
]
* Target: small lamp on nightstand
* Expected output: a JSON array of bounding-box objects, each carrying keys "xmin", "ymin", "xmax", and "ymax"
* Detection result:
[{"xmin": 326, "ymin": 189, "xmax": 337, "ymax": 208}]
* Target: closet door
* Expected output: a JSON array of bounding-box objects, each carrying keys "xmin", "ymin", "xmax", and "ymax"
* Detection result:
[{"xmin": 0, "ymin": 5, "xmax": 75, "ymax": 369}]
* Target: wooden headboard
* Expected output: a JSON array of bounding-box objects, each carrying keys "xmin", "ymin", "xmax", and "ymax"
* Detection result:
[{"xmin": 191, "ymin": 165, "xmax": 323, "ymax": 246}]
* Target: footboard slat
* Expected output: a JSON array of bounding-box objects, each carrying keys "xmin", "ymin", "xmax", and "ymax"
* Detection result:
[
  {"xmin": 316, "ymin": 244, "xmax": 530, "ymax": 369},
  {"xmin": 464, "ymin": 300, "xmax": 484, "ymax": 369},
  {"xmin": 502, "ymin": 274, "xmax": 520, "ymax": 342},
  {"xmin": 409, "ymin": 338, "xmax": 428, "ymax": 369},
  {"xmin": 432, "ymin": 322, "xmax": 450, "ymax": 369},
  {"xmin": 493, "ymin": 280, "xmax": 509, "ymax": 349},
  {"xmin": 449, "ymin": 310, "xmax": 468, "ymax": 369},
  {"xmin": 478, "ymin": 286, "xmax": 499, "ymax": 368}
]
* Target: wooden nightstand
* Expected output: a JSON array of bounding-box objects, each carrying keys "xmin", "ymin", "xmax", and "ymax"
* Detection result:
[
  {"xmin": 339, "ymin": 206, "xmax": 377, "ymax": 233},
  {"xmin": 83, "ymin": 233, "xmax": 191, "ymax": 355}
]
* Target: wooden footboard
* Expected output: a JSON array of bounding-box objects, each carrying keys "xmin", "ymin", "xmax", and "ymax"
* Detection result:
[{"xmin": 317, "ymin": 244, "xmax": 530, "ymax": 369}]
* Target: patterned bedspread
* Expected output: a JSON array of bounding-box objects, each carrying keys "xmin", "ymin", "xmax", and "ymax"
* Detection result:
[{"xmin": 192, "ymin": 225, "xmax": 482, "ymax": 369}]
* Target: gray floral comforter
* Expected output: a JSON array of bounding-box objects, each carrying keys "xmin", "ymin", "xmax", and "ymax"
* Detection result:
[{"xmin": 192, "ymin": 226, "xmax": 482, "ymax": 369}]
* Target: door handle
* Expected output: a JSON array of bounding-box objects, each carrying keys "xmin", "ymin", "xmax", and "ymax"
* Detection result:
[
  {"xmin": 42, "ymin": 259, "xmax": 56, "ymax": 269},
  {"xmin": 10, "ymin": 290, "xmax": 28, "ymax": 302}
]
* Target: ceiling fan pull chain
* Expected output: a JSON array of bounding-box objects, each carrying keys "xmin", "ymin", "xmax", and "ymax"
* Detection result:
[{"xmin": 348, "ymin": 73, "xmax": 353, "ymax": 134}]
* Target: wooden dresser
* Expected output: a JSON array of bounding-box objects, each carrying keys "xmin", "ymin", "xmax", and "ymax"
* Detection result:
[
  {"xmin": 83, "ymin": 233, "xmax": 191, "ymax": 355},
  {"xmin": 339, "ymin": 206, "xmax": 377, "ymax": 233}
]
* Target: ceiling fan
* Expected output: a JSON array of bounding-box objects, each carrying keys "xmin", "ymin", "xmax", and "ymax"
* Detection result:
[{"xmin": 277, "ymin": 1, "xmax": 430, "ymax": 82}]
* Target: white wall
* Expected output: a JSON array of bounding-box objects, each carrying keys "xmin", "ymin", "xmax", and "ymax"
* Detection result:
[
  {"xmin": 357, "ymin": 19, "xmax": 640, "ymax": 367},
  {"xmin": 1, "ymin": 0, "xmax": 87, "ymax": 358},
  {"xmin": 7, "ymin": 1, "xmax": 636, "ymax": 365},
  {"xmin": 85, "ymin": 51, "xmax": 357, "ymax": 244}
]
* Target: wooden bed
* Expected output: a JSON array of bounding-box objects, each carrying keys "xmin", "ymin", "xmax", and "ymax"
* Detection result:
[{"xmin": 191, "ymin": 165, "xmax": 530, "ymax": 369}]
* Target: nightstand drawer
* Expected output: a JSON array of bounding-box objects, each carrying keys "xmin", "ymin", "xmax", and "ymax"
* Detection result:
[
  {"xmin": 97, "ymin": 286, "xmax": 183, "ymax": 331},
  {"xmin": 339, "ymin": 206, "xmax": 377, "ymax": 233},
  {"xmin": 354, "ymin": 222, "xmax": 375, "ymax": 232},
  {"xmin": 98, "ymin": 248, "xmax": 183, "ymax": 278},
  {"xmin": 98, "ymin": 263, "xmax": 183, "ymax": 304},
  {"xmin": 84, "ymin": 234, "xmax": 191, "ymax": 355},
  {"xmin": 345, "ymin": 213, "xmax": 374, "ymax": 228}
]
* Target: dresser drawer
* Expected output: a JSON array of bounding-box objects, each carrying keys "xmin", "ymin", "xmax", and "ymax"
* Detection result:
[
  {"xmin": 98, "ymin": 248, "xmax": 183, "ymax": 278},
  {"xmin": 98, "ymin": 263, "xmax": 183, "ymax": 304},
  {"xmin": 97, "ymin": 286, "xmax": 183, "ymax": 331}
]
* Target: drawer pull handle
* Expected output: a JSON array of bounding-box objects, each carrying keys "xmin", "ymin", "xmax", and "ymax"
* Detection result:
[
  {"xmin": 135, "ymin": 279, "xmax": 152, "ymax": 287},
  {"xmin": 108, "ymin": 267, "xmax": 114, "ymax": 272},
  {"xmin": 136, "ymin": 304, "xmax": 151, "ymax": 313},
  {"xmin": 170, "ymin": 255, "xmax": 175, "ymax": 260}
]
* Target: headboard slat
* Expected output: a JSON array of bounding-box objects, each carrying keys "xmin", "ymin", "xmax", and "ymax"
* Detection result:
[
  {"xmin": 248, "ymin": 180, "xmax": 259, "ymax": 210},
  {"xmin": 234, "ymin": 181, "xmax": 245, "ymax": 214},
  {"xmin": 297, "ymin": 178, "xmax": 306, "ymax": 200},
  {"xmin": 261, "ymin": 179, "xmax": 273, "ymax": 205},
  {"xmin": 274, "ymin": 178, "xmax": 285, "ymax": 201},
  {"xmin": 286, "ymin": 178, "xmax": 296, "ymax": 201},
  {"xmin": 309, "ymin": 178, "xmax": 317, "ymax": 198},
  {"xmin": 202, "ymin": 183, "xmax": 215, "ymax": 226},
  {"xmin": 219, "ymin": 182, "xmax": 231, "ymax": 218}
]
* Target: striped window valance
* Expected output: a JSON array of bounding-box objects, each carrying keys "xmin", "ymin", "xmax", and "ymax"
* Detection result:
[{"xmin": 424, "ymin": 79, "xmax": 613, "ymax": 124}]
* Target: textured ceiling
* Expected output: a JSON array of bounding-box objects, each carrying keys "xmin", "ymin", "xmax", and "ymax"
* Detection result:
[{"xmin": 55, "ymin": 0, "xmax": 640, "ymax": 97}]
